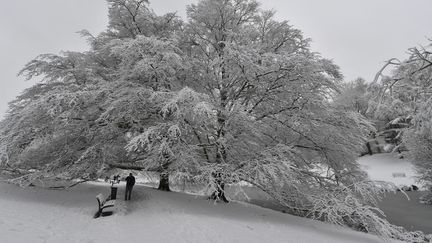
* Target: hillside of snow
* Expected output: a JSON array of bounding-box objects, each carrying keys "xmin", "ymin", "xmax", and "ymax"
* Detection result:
[{"xmin": 0, "ymin": 182, "xmax": 397, "ymax": 243}]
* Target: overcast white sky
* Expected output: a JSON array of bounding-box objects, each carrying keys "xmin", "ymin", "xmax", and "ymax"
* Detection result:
[{"xmin": 0, "ymin": 0, "xmax": 431, "ymax": 118}]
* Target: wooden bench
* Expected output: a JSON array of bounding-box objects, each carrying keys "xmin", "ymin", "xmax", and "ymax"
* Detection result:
[{"xmin": 94, "ymin": 193, "xmax": 115, "ymax": 218}]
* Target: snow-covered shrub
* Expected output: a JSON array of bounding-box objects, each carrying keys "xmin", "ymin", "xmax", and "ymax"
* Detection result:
[
  {"xmin": 420, "ymin": 190, "xmax": 432, "ymax": 205},
  {"xmin": 307, "ymin": 181, "xmax": 429, "ymax": 242},
  {"xmin": 383, "ymin": 144, "xmax": 395, "ymax": 153},
  {"xmin": 404, "ymin": 100, "xmax": 432, "ymax": 186}
]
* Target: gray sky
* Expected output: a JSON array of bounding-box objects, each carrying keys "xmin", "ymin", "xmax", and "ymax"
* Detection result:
[{"xmin": 1, "ymin": 0, "xmax": 431, "ymax": 118}]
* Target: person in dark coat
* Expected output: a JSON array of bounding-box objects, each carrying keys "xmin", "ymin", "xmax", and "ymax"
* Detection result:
[{"xmin": 125, "ymin": 173, "xmax": 135, "ymax": 201}]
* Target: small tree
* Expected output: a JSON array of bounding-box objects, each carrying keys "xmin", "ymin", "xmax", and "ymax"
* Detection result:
[{"xmin": 334, "ymin": 78, "xmax": 369, "ymax": 116}]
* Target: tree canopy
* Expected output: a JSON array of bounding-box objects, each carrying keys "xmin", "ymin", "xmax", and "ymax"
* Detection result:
[{"xmin": 361, "ymin": 40, "xmax": 432, "ymax": 187}]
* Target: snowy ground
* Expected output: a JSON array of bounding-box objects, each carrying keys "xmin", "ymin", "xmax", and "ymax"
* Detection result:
[
  {"xmin": 378, "ymin": 191, "xmax": 432, "ymax": 234},
  {"xmin": 0, "ymin": 153, "xmax": 429, "ymax": 242},
  {"xmin": 0, "ymin": 182, "xmax": 395, "ymax": 243}
]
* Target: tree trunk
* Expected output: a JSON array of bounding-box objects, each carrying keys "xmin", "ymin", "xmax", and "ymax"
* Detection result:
[
  {"xmin": 158, "ymin": 172, "xmax": 170, "ymax": 191},
  {"xmin": 209, "ymin": 174, "xmax": 229, "ymax": 203},
  {"xmin": 208, "ymin": 31, "xmax": 229, "ymax": 203},
  {"xmin": 366, "ymin": 141, "xmax": 372, "ymax": 155}
]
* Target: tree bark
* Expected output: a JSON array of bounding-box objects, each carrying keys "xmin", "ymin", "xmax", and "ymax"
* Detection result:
[
  {"xmin": 157, "ymin": 172, "xmax": 170, "ymax": 191},
  {"xmin": 208, "ymin": 173, "xmax": 229, "ymax": 203},
  {"xmin": 366, "ymin": 141, "xmax": 372, "ymax": 155}
]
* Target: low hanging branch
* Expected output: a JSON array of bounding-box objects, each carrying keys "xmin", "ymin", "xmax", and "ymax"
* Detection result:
[
  {"xmin": 107, "ymin": 162, "xmax": 166, "ymax": 173},
  {"xmin": 48, "ymin": 180, "xmax": 89, "ymax": 190},
  {"xmin": 107, "ymin": 162, "xmax": 146, "ymax": 171}
]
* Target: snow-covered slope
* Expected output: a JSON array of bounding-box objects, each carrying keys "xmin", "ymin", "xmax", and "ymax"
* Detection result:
[{"xmin": 0, "ymin": 182, "xmax": 395, "ymax": 243}]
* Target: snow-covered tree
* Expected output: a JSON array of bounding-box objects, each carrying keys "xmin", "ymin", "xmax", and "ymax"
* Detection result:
[
  {"xmin": 405, "ymin": 99, "xmax": 432, "ymax": 186},
  {"xmin": 367, "ymin": 41, "xmax": 432, "ymax": 120},
  {"xmin": 121, "ymin": 1, "xmax": 421, "ymax": 239},
  {"xmin": 0, "ymin": 0, "xmax": 183, "ymax": 186},
  {"xmin": 334, "ymin": 78, "xmax": 369, "ymax": 116}
]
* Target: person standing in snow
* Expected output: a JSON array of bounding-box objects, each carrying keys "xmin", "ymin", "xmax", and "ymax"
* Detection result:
[{"xmin": 124, "ymin": 173, "xmax": 135, "ymax": 201}]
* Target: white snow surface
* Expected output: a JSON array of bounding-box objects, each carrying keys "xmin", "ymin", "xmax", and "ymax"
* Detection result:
[
  {"xmin": 358, "ymin": 153, "xmax": 418, "ymax": 187},
  {"xmin": 0, "ymin": 182, "xmax": 396, "ymax": 243}
]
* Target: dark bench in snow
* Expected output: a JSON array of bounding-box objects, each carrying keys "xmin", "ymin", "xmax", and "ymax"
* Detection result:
[{"xmin": 94, "ymin": 193, "xmax": 115, "ymax": 218}]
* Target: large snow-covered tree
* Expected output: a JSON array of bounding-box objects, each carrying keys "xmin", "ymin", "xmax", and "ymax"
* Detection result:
[
  {"xmin": 124, "ymin": 1, "xmax": 423, "ymax": 240},
  {"xmin": 127, "ymin": 0, "xmax": 363, "ymax": 193},
  {"xmin": 0, "ymin": 0, "xmax": 184, "ymax": 185}
]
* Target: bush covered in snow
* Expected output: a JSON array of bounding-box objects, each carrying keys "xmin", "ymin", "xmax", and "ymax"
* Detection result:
[{"xmin": 420, "ymin": 189, "xmax": 432, "ymax": 205}]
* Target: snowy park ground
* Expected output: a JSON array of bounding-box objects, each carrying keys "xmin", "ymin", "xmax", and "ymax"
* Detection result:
[
  {"xmin": 0, "ymin": 181, "xmax": 397, "ymax": 243},
  {"xmin": 0, "ymin": 153, "xmax": 430, "ymax": 243}
]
